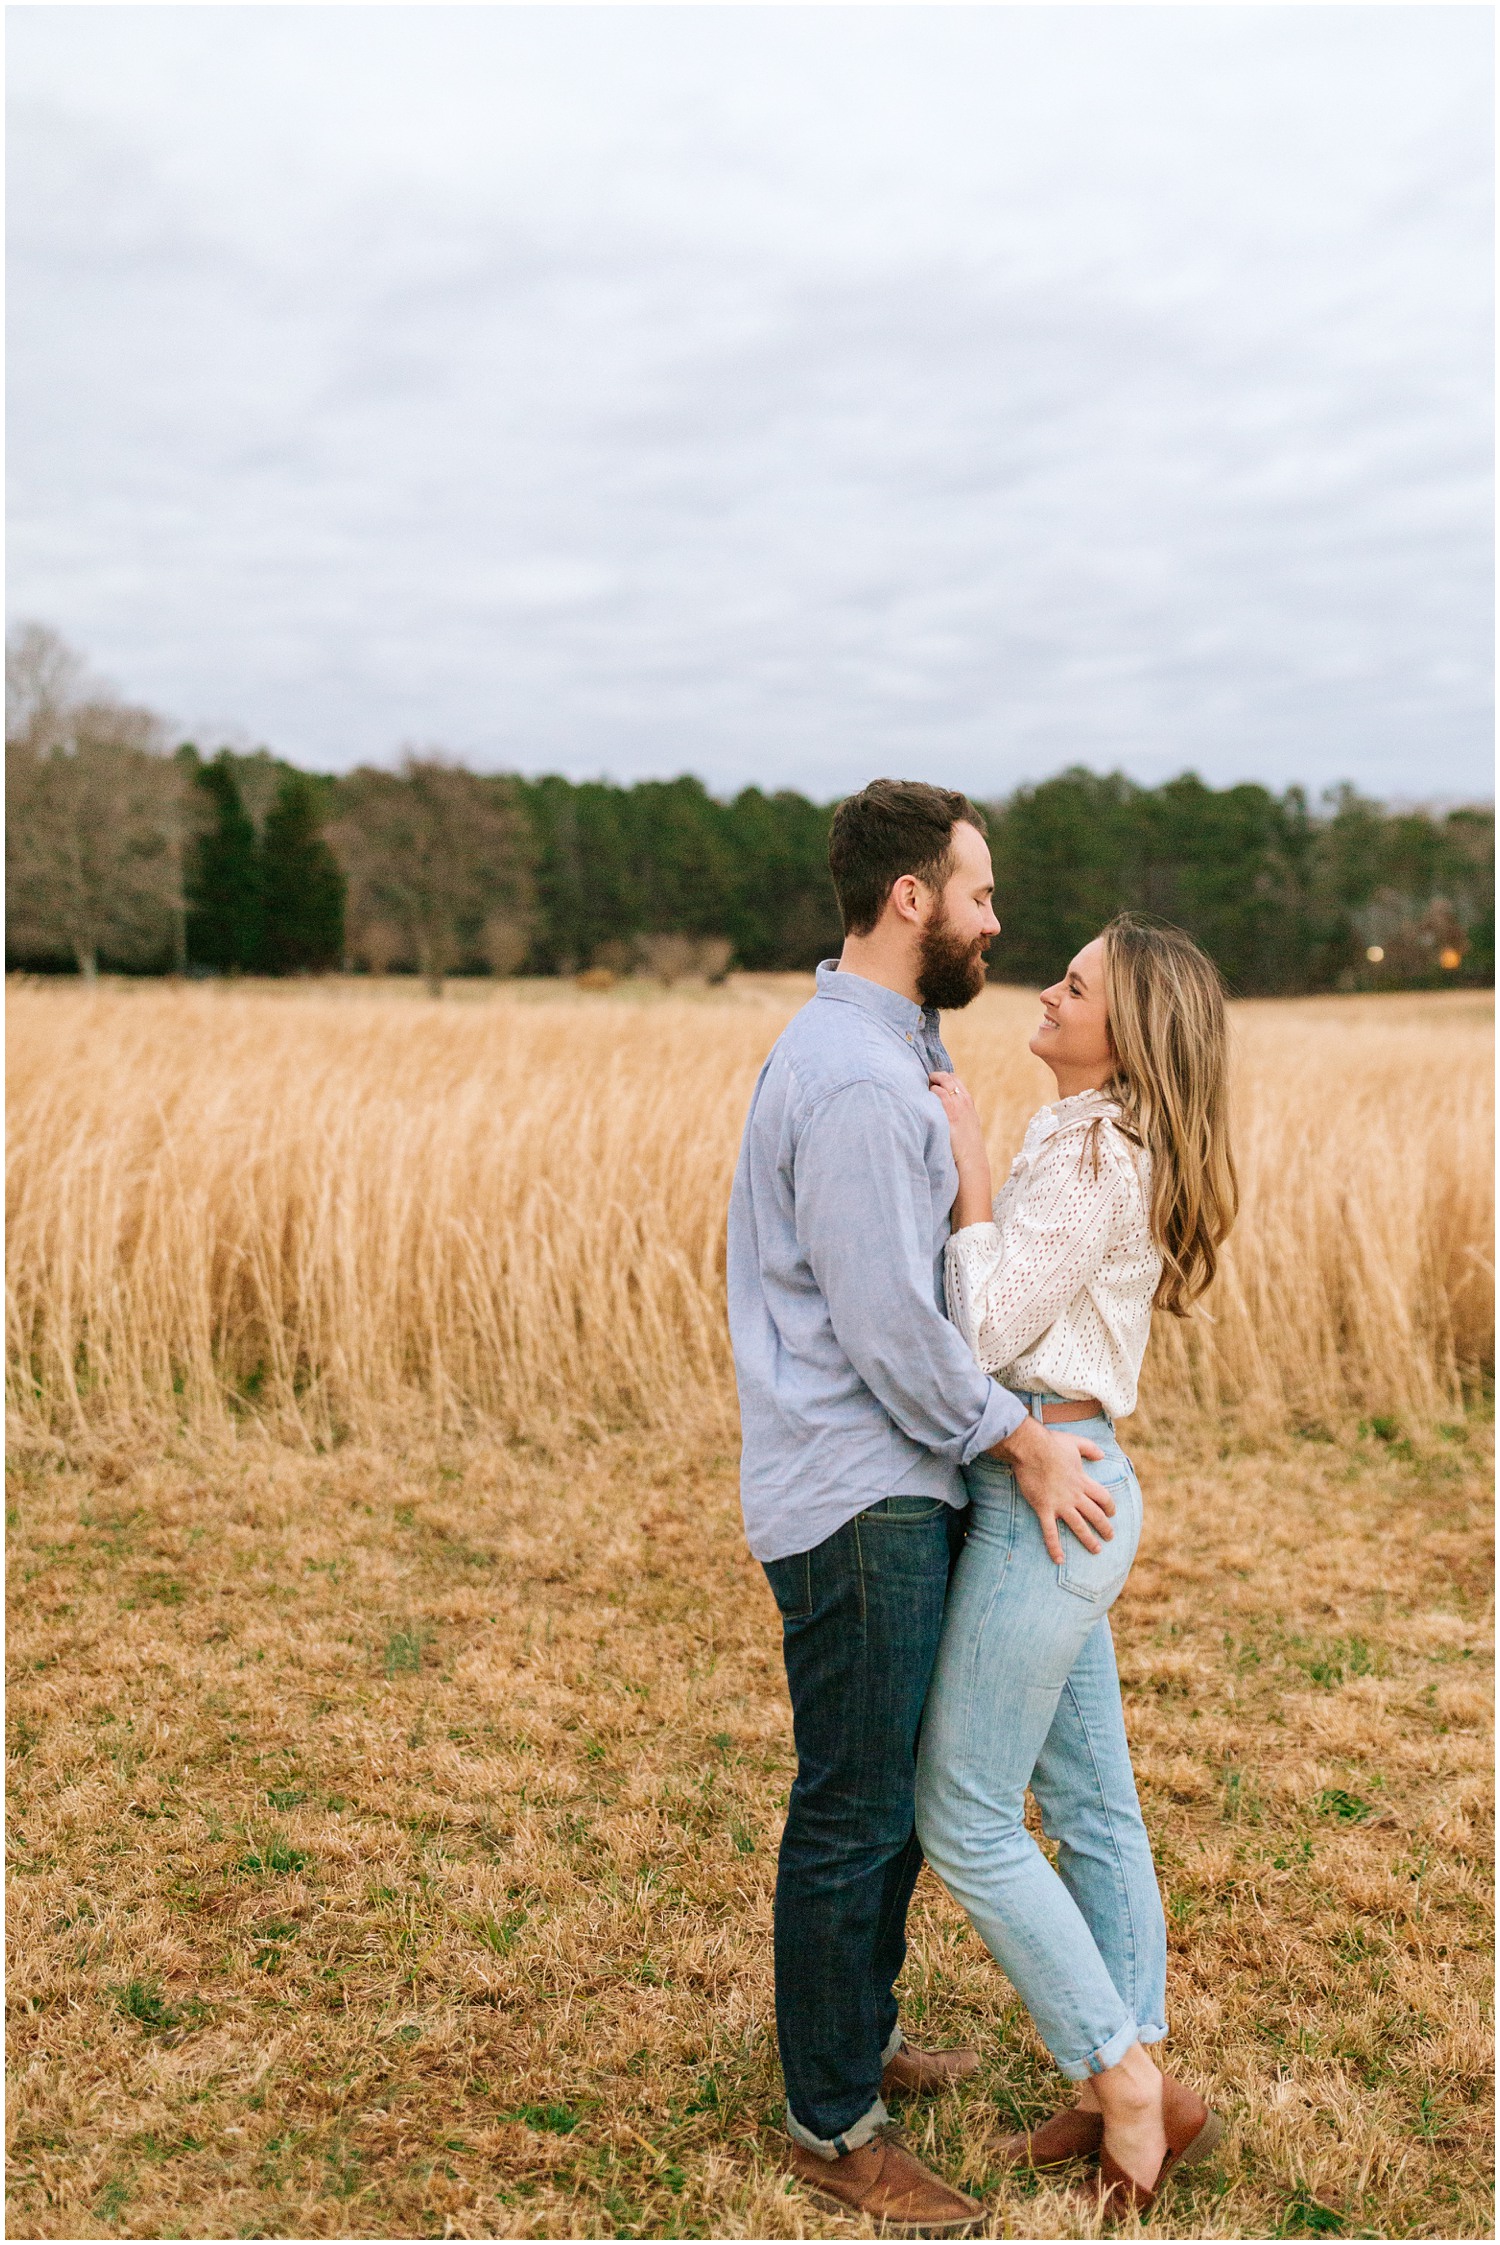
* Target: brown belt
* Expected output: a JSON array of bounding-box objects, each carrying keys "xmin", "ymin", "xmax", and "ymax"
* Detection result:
[{"xmin": 1037, "ymin": 1398, "xmax": 1107, "ymax": 1425}]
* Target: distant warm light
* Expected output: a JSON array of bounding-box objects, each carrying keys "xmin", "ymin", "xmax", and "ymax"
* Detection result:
[
  {"xmin": 1440, "ymin": 947, "xmax": 1463, "ymax": 970},
  {"xmin": 1365, "ymin": 946, "xmax": 1385, "ymax": 963}
]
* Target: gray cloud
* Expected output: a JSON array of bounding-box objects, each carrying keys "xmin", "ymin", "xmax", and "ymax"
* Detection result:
[{"xmin": 7, "ymin": 6, "xmax": 1492, "ymax": 799}]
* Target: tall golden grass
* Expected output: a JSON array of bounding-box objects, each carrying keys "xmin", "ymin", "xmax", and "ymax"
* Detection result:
[{"xmin": 6, "ymin": 978, "xmax": 1492, "ymax": 1447}]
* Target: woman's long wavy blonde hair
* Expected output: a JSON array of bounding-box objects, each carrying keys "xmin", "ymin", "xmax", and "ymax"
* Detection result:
[{"xmin": 1099, "ymin": 914, "xmax": 1238, "ymax": 1316}]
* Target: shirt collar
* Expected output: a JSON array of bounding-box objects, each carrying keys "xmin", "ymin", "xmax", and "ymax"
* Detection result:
[
  {"xmin": 1035, "ymin": 1085, "xmax": 1120, "ymax": 1136},
  {"xmin": 814, "ymin": 960, "xmax": 941, "ymax": 1043}
]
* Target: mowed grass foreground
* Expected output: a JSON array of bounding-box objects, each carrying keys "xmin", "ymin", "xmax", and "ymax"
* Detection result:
[{"xmin": 5, "ymin": 979, "xmax": 1494, "ymax": 2240}]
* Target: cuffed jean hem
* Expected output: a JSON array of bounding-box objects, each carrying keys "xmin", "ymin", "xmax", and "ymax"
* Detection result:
[
  {"xmin": 784, "ymin": 2028, "xmax": 904, "ymax": 2158},
  {"xmin": 785, "ymin": 2095, "xmax": 890, "ymax": 2160},
  {"xmin": 1055, "ymin": 2014, "xmax": 1141, "ymax": 2083},
  {"xmin": 1138, "ymin": 2019, "xmax": 1168, "ymax": 2047}
]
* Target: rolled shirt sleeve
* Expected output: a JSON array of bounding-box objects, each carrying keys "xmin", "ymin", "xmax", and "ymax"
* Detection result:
[{"xmin": 794, "ymin": 1080, "xmax": 1025, "ymax": 1464}]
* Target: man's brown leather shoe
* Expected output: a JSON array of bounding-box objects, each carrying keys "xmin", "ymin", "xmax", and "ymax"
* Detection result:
[
  {"xmin": 881, "ymin": 2041, "xmax": 982, "ymax": 2099},
  {"xmin": 990, "ymin": 2103, "xmax": 1105, "ymax": 2172},
  {"xmin": 786, "ymin": 2126, "xmax": 984, "ymax": 2236}
]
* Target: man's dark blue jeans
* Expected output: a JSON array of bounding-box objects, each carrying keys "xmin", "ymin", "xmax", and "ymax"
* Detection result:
[{"xmin": 762, "ymin": 1492, "xmax": 966, "ymax": 2153}]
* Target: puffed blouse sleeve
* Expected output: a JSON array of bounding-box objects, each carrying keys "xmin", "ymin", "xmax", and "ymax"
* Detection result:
[{"xmin": 944, "ymin": 1122, "xmax": 1143, "ymax": 1374}]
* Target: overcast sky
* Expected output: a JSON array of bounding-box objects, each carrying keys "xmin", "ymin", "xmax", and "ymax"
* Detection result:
[{"xmin": 8, "ymin": 5, "xmax": 1493, "ymax": 801}]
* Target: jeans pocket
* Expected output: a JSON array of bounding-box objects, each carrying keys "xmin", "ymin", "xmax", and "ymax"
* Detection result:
[
  {"xmin": 1057, "ymin": 1539, "xmax": 1125, "ymax": 1604},
  {"xmin": 866, "ymin": 1495, "xmax": 947, "ymax": 1524},
  {"xmin": 1057, "ymin": 1470, "xmax": 1140, "ymax": 1604},
  {"xmin": 856, "ymin": 1497, "xmax": 953, "ymax": 1583},
  {"xmin": 763, "ymin": 1550, "xmax": 813, "ymax": 1620}
]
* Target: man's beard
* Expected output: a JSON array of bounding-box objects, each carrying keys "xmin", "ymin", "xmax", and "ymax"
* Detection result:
[{"xmin": 915, "ymin": 906, "xmax": 989, "ymax": 1011}]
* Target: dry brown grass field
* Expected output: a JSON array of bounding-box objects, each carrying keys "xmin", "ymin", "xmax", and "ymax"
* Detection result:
[{"xmin": 6, "ymin": 977, "xmax": 1494, "ymax": 2241}]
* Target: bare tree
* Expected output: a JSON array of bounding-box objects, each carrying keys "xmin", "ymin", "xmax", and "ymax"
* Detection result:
[
  {"xmin": 589, "ymin": 938, "xmax": 634, "ymax": 977},
  {"xmin": 634, "ymin": 932, "xmax": 700, "ymax": 988},
  {"xmin": 6, "ymin": 621, "xmax": 88, "ymax": 746},
  {"xmin": 694, "ymin": 935, "xmax": 734, "ymax": 985},
  {"xmin": 480, "ymin": 911, "xmax": 531, "ymax": 978},
  {"xmin": 347, "ymin": 918, "xmax": 406, "ymax": 976},
  {"xmin": 331, "ymin": 757, "xmax": 535, "ymax": 998},
  {"xmin": 635, "ymin": 932, "xmax": 734, "ymax": 987},
  {"xmin": 6, "ymin": 625, "xmax": 186, "ymax": 981},
  {"xmin": 227, "ymin": 747, "xmax": 288, "ymax": 836}
]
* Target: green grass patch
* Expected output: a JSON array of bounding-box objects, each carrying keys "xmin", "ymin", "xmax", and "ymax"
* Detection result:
[
  {"xmin": 1315, "ymin": 1786, "xmax": 1374, "ymax": 1824},
  {"xmin": 114, "ymin": 1978, "xmax": 185, "ymax": 2034},
  {"xmin": 237, "ymin": 1838, "xmax": 311, "ymax": 1877},
  {"xmin": 502, "ymin": 2102, "xmax": 580, "ymax": 2134},
  {"xmin": 383, "ymin": 1625, "xmax": 431, "ymax": 1676},
  {"xmin": 474, "ymin": 1908, "xmax": 528, "ymax": 1955},
  {"xmin": 1274, "ymin": 2185, "xmax": 1348, "ymax": 2236}
]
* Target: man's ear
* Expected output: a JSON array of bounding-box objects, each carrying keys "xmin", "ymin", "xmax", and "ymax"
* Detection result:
[{"xmin": 888, "ymin": 873, "xmax": 929, "ymax": 928}]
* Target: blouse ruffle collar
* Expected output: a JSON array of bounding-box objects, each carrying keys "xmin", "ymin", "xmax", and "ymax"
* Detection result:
[{"xmin": 1026, "ymin": 1086, "xmax": 1121, "ymax": 1145}]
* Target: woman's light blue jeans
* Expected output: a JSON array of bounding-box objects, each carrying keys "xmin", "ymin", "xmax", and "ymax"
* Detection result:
[{"xmin": 914, "ymin": 1400, "xmax": 1168, "ymax": 2080}]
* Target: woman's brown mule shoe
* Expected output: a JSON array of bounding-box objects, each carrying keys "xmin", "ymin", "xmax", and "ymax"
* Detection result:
[
  {"xmin": 1074, "ymin": 2074, "xmax": 1225, "ymax": 2219},
  {"xmin": 990, "ymin": 2104, "xmax": 1104, "ymax": 2172},
  {"xmin": 998, "ymin": 2070, "xmax": 1221, "ymax": 2181}
]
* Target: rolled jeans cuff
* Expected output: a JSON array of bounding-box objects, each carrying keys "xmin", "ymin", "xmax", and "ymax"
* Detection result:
[
  {"xmin": 785, "ymin": 2094, "xmax": 890, "ymax": 2161},
  {"xmin": 783, "ymin": 2024, "xmax": 903, "ymax": 2158},
  {"xmin": 1057, "ymin": 2014, "xmax": 1141, "ymax": 2083}
]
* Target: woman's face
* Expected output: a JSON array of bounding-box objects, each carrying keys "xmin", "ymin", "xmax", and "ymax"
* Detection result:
[{"xmin": 1030, "ymin": 936, "xmax": 1113, "ymax": 1080}]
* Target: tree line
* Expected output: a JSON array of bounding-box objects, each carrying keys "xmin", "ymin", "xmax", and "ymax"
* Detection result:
[{"xmin": 6, "ymin": 624, "xmax": 1492, "ymax": 995}]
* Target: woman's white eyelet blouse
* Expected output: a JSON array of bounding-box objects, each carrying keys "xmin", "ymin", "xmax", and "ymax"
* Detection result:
[{"xmin": 945, "ymin": 1088, "xmax": 1162, "ymax": 1421}]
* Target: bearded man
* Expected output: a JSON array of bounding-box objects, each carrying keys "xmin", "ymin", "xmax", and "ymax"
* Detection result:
[{"xmin": 727, "ymin": 778, "xmax": 1110, "ymax": 2233}]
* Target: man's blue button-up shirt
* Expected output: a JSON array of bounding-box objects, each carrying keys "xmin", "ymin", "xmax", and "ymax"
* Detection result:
[{"xmin": 727, "ymin": 961, "xmax": 1026, "ymax": 1562}]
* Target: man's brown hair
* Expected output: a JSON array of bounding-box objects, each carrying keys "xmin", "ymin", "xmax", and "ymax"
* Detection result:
[{"xmin": 827, "ymin": 779, "xmax": 986, "ymax": 938}]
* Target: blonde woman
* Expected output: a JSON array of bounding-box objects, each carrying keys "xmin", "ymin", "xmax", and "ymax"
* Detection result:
[{"xmin": 916, "ymin": 915, "xmax": 1238, "ymax": 2220}]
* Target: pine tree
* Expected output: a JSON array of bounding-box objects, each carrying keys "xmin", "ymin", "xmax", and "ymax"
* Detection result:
[
  {"xmin": 185, "ymin": 752, "xmax": 262, "ymax": 972},
  {"xmin": 259, "ymin": 770, "xmax": 346, "ymax": 973}
]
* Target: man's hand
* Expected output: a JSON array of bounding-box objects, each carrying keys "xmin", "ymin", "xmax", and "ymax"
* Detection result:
[{"xmin": 989, "ymin": 1413, "xmax": 1115, "ymax": 1563}]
